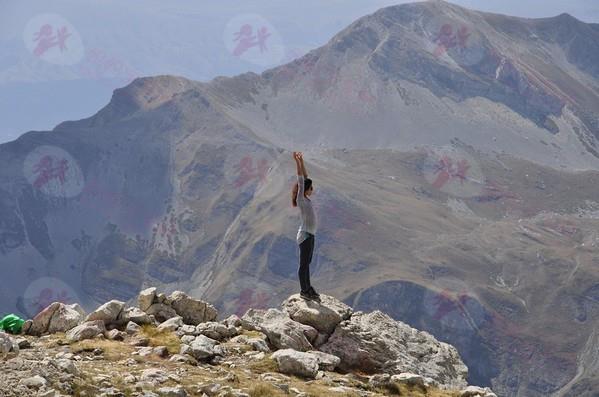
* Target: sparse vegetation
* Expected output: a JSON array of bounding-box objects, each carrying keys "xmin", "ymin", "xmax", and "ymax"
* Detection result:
[
  {"xmin": 247, "ymin": 355, "xmax": 279, "ymax": 373},
  {"xmin": 70, "ymin": 338, "xmax": 135, "ymax": 361},
  {"xmin": 248, "ymin": 382, "xmax": 286, "ymax": 397},
  {"xmin": 140, "ymin": 324, "xmax": 181, "ymax": 354}
]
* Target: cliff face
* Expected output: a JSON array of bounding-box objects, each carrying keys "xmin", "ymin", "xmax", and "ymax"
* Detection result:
[{"xmin": 1, "ymin": 1, "xmax": 599, "ymax": 397}]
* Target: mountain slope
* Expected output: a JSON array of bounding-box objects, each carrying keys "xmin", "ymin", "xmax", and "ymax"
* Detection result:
[{"xmin": 1, "ymin": 2, "xmax": 599, "ymax": 397}]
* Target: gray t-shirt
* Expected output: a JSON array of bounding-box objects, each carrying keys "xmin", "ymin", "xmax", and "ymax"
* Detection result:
[{"xmin": 296, "ymin": 174, "xmax": 317, "ymax": 244}]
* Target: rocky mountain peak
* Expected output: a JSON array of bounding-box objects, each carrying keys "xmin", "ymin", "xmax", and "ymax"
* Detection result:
[{"xmin": 1, "ymin": 288, "xmax": 497, "ymax": 397}]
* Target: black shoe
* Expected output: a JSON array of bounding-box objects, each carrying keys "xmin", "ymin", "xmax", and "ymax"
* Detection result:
[
  {"xmin": 308, "ymin": 287, "xmax": 321, "ymax": 301},
  {"xmin": 300, "ymin": 290, "xmax": 315, "ymax": 301}
]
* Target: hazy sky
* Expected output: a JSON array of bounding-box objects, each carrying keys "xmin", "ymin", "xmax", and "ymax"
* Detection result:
[{"xmin": 1, "ymin": 0, "xmax": 598, "ymax": 143}]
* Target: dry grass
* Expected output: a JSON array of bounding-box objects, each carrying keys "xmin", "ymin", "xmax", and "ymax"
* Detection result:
[
  {"xmin": 140, "ymin": 324, "xmax": 181, "ymax": 354},
  {"xmin": 247, "ymin": 355, "xmax": 279, "ymax": 373},
  {"xmin": 374, "ymin": 382, "xmax": 461, "ymax": 397},
  {"xmin": 241, "ymin": 330, "xmax": 265, "ymax": 338},
  {"xmin": 248, "ymin": 382, "xmax": 287, "ymax": 397},
  {"xmin": 70, "ymin": 339, "xmax": 135, "ymax": 361}
]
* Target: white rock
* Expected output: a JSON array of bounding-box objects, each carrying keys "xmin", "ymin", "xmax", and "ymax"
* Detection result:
[
  {"xmin": 146, "ymin": 303, "xmax": 178, "ymax": 323},
  {"xmin": 157, "ymin": 386, "xmax": 187, "ymax": 397},
  {"xmin": 241, "ymin": 308, "xmax": 317, "ymax": 351},
  {"xmin": 19, "ymin": 375, "xmax": 47, "ymax": 388},
  {"xmin": 391, "ymin": 373, "xmax": 425, "ymax": 387},
  {"xmin": 157, "ymin": 316, "xmax": 183, "ymax": 332},
  {"xmin": 282, "ymin": 294, "xmax": 352, "ymax": 335},
  {"xmin": 141, "ymin": 368, "xmax": 169, "ymax": 384},
  {"xmin": 320, "ymin": 310, "xmax": 468, "ymax": 390},
  {"xmin": 271, "ymin": 349, "xmax": 319, "ymax": 378},
  {"xmin": 138, "ymin": 287, "xmax": 157, "ymax": 311},
  {"xmin": 188, "ymin": 335, "xmax": 219, "ymax": 360},
  {"xmin": 126, "ymin": 321, "xmax": 142, "ymax": 334},
  {"xmin": 84, "ymin": 300, "xmax": 125, "ymax": 325},
  {"xmin": 306, "ymin": 350, "xmax": 340, "ymax": 371},
  {"xmin": 118, "ymin": 306, "xmax": 152, "ymax": 325},
  {"xmin": 65, "ymin": 320, "xmax": 106, "ymax": 342},
  {"xmin": 166, "ymin": 291, "xmax": 218, "ymax": 325}
]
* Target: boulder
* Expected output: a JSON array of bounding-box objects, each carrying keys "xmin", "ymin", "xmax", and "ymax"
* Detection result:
[
  {"xmin": 141, "ymin": 368, "xmax": 169, "ymax": 384},
  {"xmin": 117, "ymin": 307, "xmax": 152, "ymax": 325},
  {"xmin": 106, "ymin": 329, "xmax": 125, "ymax": 341},
  {"xmin": 221, "ymin": 314, "xmax": 242, "ymax": 327},
  {"xmin": 66, "ymin": 320, "xmax": 106, "ymax": 342},
  {"xmin": 241, "ymin": 308, "xmax": 317, "ymax": 352},
  {"xmin": 145, "ymin": 303, "xmax": 178, "ymax": 323},
  {"xmin": 157, "ymin": 316, "xmax": 183, "ymax": 332},
  {"xmin": 188, "ymin": 335, "xmax": 219, "ymax": 360},
  {"xmin": 19, "ymin": 375, "xmax": 47, "ymax": 388},
  {"xmin": 47, "ymin": 303, "xmax": 85, "ymax": 333},
  {"xmin": 157, "ymin": 386, "xmax": 187, "ymax": 397},
  {"xmin": 319, "ymin": 310, "xmax": 468, "ymax": 390},
  {"xmin": 196, "ymin": 322, "xmax": 238, "ymax": 340},
  {"xmin": 29, "ymin": 302, "xmax": 61, "ymax": 335},
  {"xmin": 271, "ymin": 349, "xmax": 319, "ymax": 378},
  {"xmin": 126, "ymin": 321, "xmax": 142, "ymax": 334},
  {"xmin": 460, "ymin": 386, "xmax": 497, "ymax": 397},
  {"xmin": 0, "ymin": 332, "xmax": 19, "ymax": 357},
  {"xmin": 84, "ymin": 300, "xmax": 125, "ymax": 325},
  {"xmin": 166, "ymin": 291, "xmax": 218, "ymax": 325},
  {"xmin": 177, "ymin": 324, "xmax": 197, "ymax": 337},
  {"xmin": 20, "ymin": 319, "xmax": 33, "ymax": 335},
  {"xmin": 29, "ymin": 302, "xmax": 85, "ymax": 335},
  {"xmin": 391, "ymin": 373, "xmax": 426, "ymax": 387},
  {"xmin": 306, "ymin": 350, "xmax": 341, "ymax": 371},
  {"xmin": 282, "ymin": 294, "xmax": 352, "ymax": 335},
  {"xmin": 138, "ymin": 287, "xmax": 157, "ymax": 311}
]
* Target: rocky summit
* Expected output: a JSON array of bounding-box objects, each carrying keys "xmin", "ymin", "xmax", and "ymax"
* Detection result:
[{"xmin": 0, "ymin": 288, "xmax": 496, "ymax": 397}]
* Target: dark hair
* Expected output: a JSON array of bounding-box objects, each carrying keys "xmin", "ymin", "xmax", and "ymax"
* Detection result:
[{"xmin": 291, "ymin": 178, "xmax": 313, "ymax": 207}]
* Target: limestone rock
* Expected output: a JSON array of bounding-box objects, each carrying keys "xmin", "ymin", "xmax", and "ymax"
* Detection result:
[
  {"xmin": 138, "ymin": 287, "xmax": 157, "ymax": 311},
  {"xmin": 19, "ymin": 375, "xmax": 47, "ymax": 388},
  {"xmin": 117, "ymin": 306, "xmax": 152, "ymax": 325},
  {"xmin": 157, "ymin": 316, "xmax": 183, "ymax": 332},
  {"xmin": 282, "ymin": 294, "xmax": 352, "ymax": 335},
  {"xmin": 66, "ymin": 320, "xmax": 106, "ymax": 342},
  {"xmin": 84, "ymin": 300, "xmax": 125, "ymax": 325},
  {"xmin": 126, "ymin": 321, "xmax": 142, "ymax": 334},
  {"xmin": 196, "ymin": 322, "xmax": 238, "ymax": 340},
  {"xmin": 188, "ymin": 335, "xmax": 219, "ymax": 360},
  {"xmin": 146, "ymin": 303, "xmax": 178, "ymax": 323},
  {"xmin": 47, "ymin": 303, "xmax": 85, "ymax": 333},
  {"xmin": 391, "ymin": 372, "xmax": 426, "ymax": 387},
  {"xmin": 460, "ymin": 385, "xmax": 498, "ymax": 397},
  {"xmin": 241, "ymin": 308, "xmax": 317, "ymax": 351},
  {"xmin": 306, "ymin": 350, "xmax": 341, "ymax": 371},
  {"xmin": 319, "ymin": 310, "xmax": 468, "ymax": 389},
  {"xmin": 0, "ymin": 332, "xmax": 19, "ymax": 357},
  {"xmin": 271, "ymin": 349, "xmax": 319, "ymax": 378},
  {"xmin": 29, "ymin": 302, "xmax": 85, "ymax": 335},
  {"xmin": 166, "ymin": 291, "xmax": 218, "ymax": 325}
]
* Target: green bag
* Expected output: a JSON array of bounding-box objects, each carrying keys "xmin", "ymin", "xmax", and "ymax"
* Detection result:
[{"xmin": 0, "ymin": 314, "xmax": 25, "ymax": 334}]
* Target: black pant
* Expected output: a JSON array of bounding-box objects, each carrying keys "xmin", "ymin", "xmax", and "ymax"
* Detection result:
[{"xmin": 298, "ymin": 233, "xmax": 315, "ymax": 293}]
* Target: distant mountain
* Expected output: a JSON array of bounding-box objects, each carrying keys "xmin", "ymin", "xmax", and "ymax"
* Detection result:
[{"xmin": 1, "ymin": 1, "xmax": 598, "ymax": 396}]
